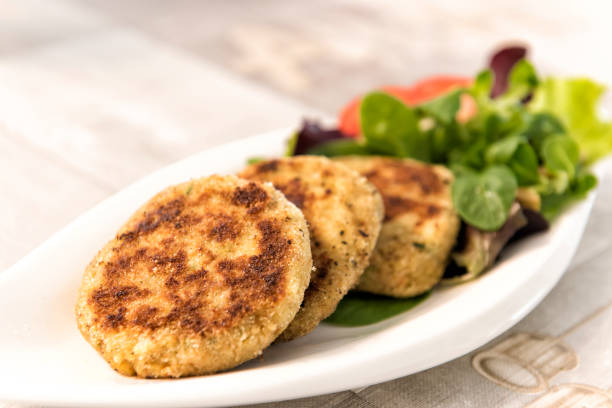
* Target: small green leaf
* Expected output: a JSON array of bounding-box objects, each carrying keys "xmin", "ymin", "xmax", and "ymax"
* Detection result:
[
  {"xmin": 360, "ymin": 92, "xmax": 429, "ymax": 161},
  {"xmin": 485, "ymin": 135, "xmax": 527, "ymax": 164},
  {"xmin": 471, "ymin": 70, "xmax": 493, "ymax": 101},
  {"xmin": 522, "ymin": 113, "xmax": 566, "ymax": 154},
  {"xmin": 539, "ymin": 170, "xmax": 570, "ymax": 195},
  {"xmin": 448, "ymin": 137, "xmax": 488, "ymax": 170},
  {"xmin": 573, "ymin": 170, "xmax": 597, "ymax": 195},
  {"xmin": 419, "ymin": 89, "xmax": 462, "ymax": 124},
  {"xmin": 449, "ymin": 163, "xmax": 475, "ymax": 178},
  {"xmin": 504, "ymin": 59, "xmax": 539, "ymax": 101},
  {"xmin": 484, "ymin": 135, "xmax": 540, "ymax": 186},
  {"xmin": 427, "ymin": 120, "xmax": 468, "ymax": 164},
  {"xmin": 451, "ymin": 165, "xmax": 518, "ymax": 231},
  {"xmin": 325, "ymin": 291, "xmax": 430, "ymax": 327},
  {"xmin": 246, "ymin": 157, "xmax": 266, "ymax": 165},
  {"xmin": 542, "ymin": 136, "xmax": 579, "ymax": 179},
  {"xmin": 285, "ymin": 131, "xmax": 299, "ymax": 156},
  {"xmin": 540, "ymin": 167, "xmax": 597, "ymax": 220},
  {"xmin": 509, "ymin": 143, "xmax": 540, "ymax": 186},
  {"xmin": 540, "ymin": 193, "xmax": 572, "ymax": 221},
  {"xmin": 483, "ymin": 112, "xmax": 504, "ymax": 140},
  {"xmin": 307, "ymin": 139, "xmax": 369, "ymax": 156}
]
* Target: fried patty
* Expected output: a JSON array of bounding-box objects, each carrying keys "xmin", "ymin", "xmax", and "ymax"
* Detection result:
[
  {"xmin": 335, "ymin": 156, "xmax": 460, "ymax": 297},
  {"xmin": 240, "ymin": 156, "xmax": 384, "ymax": 340},
  {"xmin": 75, "ymin": 175, "xmax": 312, "ymax": 378}
]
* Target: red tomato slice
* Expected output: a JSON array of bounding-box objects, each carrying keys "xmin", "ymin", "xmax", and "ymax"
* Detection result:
[
  {"xmin": 337, "ymin": 97, "xmax": 361, "ymax": 138},
  {"xmin": 338, "ymin": 76, "xmax": 475, "ymax": 137}
]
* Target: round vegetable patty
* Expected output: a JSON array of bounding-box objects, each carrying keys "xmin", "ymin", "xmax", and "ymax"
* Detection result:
[
  {"xmin": 75, "ymin": 175, "xmax": 312, "ymax": 378},
  {"xmin": 240, "ymin": 156, "xmax": 384, "ymax": 340},
  {"xmin": 335, "ymin": 156, "xmax": 460, "ymax": 297}
]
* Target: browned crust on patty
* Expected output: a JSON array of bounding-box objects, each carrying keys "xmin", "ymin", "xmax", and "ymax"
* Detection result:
[
  {"xmin": 76, "ymin": 175, "xmax": 311, "ymax": 377},
  {"xmin": 335, "ymin": 156, "xmax": 460, "ymax": 297},
  {"xmin": 89, "ymin": 182, "xmax": 288, "ymax": 335},
  {"xmin": 360, "ymin": 158, "xmax": 452, "ymax": 220},
  {"xmin": 240, "ymin": 156, "xmax": 384, "ymax": 340}
]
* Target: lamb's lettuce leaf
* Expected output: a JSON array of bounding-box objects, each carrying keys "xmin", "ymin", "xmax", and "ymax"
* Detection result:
[
  {"xmin": 419, "ymin": 89, "xmax": 462, "ymax": 124},
  {"xmin": 360, "ymin": 92, "xmax": 429, "ymax": 160},
  {"xmin": 451, "ymin": 165, "xmax": 517, "ymax": 231}
]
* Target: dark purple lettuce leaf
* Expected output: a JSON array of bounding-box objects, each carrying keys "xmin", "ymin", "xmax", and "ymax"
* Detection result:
[
  {"xmin": 510, "ymin": 208, "xmax": 550, "ymax": 242},
  {"xmin": 442, "ymin": 202, "xmax": 527, "ymax": 284},
  {"xmin": 292, "ymin": 120, "xmax": 349, "ymax": 155},
  {"xmin": 489, "ymin": 46, "xmax": 528, "ymax": 98}
]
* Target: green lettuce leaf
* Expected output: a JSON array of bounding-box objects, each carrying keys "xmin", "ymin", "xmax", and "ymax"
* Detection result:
[
  {"xmin": 530, "ymin": 77, "xmax": 612, "ymax": 162},
  {"xmin": 360, "ymin": 92, "xmax": 430, "ymax": 161},
  {"xmin": 419, "ymin": 89, "xmax": 462, "ymax": 124},
  {"xmin": 307, "ymin": 139, "xmax": 369, "ymax": 156},
  {"xmin": 451, "ymin": 165, "xmax": 518, "ymax": 231},
  {"xmin": 325, "ymin": 291, "xmax": 430, "ymax": 326},
  {"xmin": 540, "ymin": 166, "xmax": 598, "ymax": 220}
]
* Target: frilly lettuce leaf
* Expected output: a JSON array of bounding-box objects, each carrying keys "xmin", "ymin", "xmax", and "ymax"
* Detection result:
[{"xmin": 530, "ymin": 77, "xmax": 612, "ymax": 163}]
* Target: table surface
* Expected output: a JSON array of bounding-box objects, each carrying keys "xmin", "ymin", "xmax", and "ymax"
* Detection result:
[{"xmin": 2, "ymin": 1, "xmax": 612, "ymax": 407}]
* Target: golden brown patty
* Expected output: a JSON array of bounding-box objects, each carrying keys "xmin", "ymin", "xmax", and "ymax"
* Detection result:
[
  {"xmin": 335, "ymin": 156, "xmax": 460, "ymax": 297},
  {"xmin": 240, "ymin": 156, "xmax": 383, "ymax": 340},
  {"xmin": 75, "ymin": 175, "xmax": 311, "ymax": 378}
]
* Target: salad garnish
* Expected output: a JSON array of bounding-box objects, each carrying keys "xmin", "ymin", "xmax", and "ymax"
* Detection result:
[
  {"xmin": 263, "ymin": 46, "xmax": 612, "ymax": 325},
  {"xmin": 290, "ymin": 46, "xmax": 610, "ymax": 227}
]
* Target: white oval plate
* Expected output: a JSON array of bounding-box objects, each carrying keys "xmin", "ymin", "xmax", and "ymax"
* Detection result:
[{"xmin": 0, "ymin": 129, "xmax": 603, "ymax": 407}]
